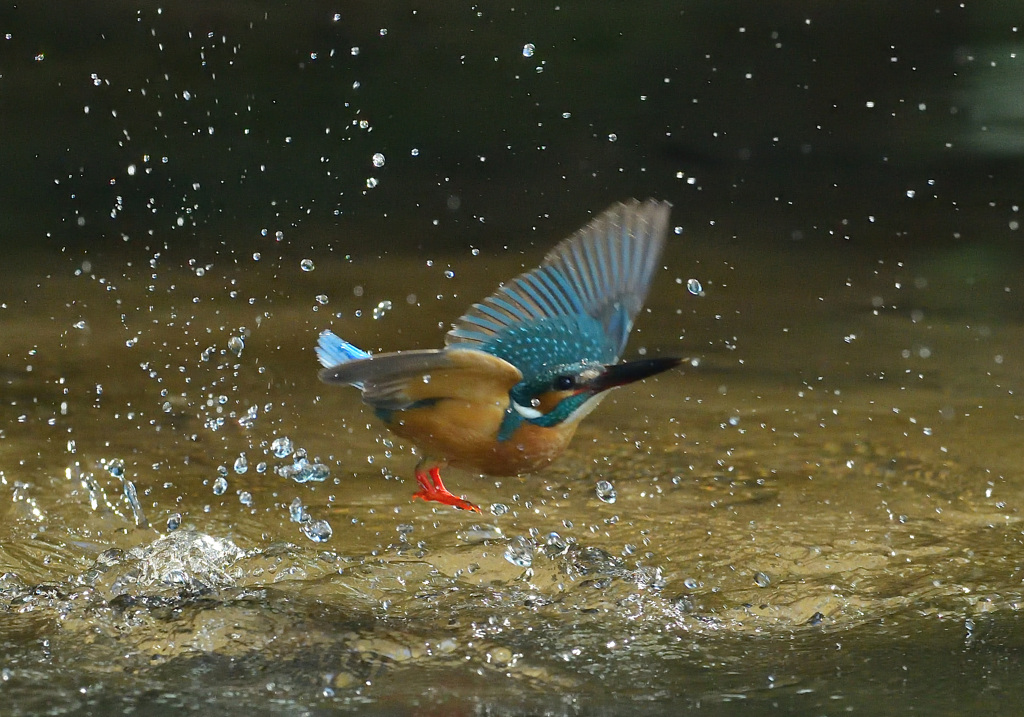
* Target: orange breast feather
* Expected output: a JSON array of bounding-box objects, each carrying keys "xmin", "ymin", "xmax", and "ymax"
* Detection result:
[{"xmin": 380, "ymin": 349, "xmax": 579, "ymax": 476}]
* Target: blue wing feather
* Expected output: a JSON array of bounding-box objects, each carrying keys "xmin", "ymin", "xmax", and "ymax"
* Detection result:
[
  {"xmin": 317, "ymin": 331, "xmax": 371, "ymax": 373},
  {"xmin": 513, "ymin": 274, "xmax": 556, "ymax": 317},
  {"xmin": 446, "ymin": 199, "xmax": 671, "ymax": 366}
]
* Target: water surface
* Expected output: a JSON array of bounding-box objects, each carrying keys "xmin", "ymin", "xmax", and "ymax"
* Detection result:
[{"xmin": 2, "ymin": 2, "xmax": 1024, "ymax": 714}]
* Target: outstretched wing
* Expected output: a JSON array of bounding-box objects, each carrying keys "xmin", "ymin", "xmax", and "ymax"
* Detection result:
[
  {"xmin": 446, "ymin": 199, "xmax": 671, "ymax": 369},
  {"xmin": 319, "ymin": 332, "xmax": 522, "ymax": 412}
]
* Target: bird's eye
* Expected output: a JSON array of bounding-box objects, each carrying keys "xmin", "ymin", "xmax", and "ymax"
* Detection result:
[{"xmin": 553, "ymin": 375, "xmax": 575, "ymax": 391}]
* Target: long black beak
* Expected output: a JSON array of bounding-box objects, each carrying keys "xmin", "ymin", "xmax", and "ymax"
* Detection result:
[{"xmin": 590, "ymin": 356, "xmax": 683, "ymax": 392}]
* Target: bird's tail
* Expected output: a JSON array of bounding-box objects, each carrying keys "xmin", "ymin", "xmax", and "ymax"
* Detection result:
[{"xmin": 316, "ymin": 330, "xmax": 371, "ymax": 369}]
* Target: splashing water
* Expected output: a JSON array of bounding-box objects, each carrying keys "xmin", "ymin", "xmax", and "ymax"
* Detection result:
[
  {"xmin": 238, "ymin": 405, "xmax": 259, "ymax": 428},
  {"xmin": 271, "ymin": 436, "xmax": 294, "ymax": 459},
  {"xmin": 289, "ymin": 497, "xmax": 310, "ymax": 524},
  {"xmin": 302, "ymin": 519, "xmax": 333, "ymax": 543},
  {"xmin": 122, "ymin": 478, "xmax": 148, "ymax": 528},
  {"xmin": 372, "ymin": 300, "xmax": 393, "ymax": 320},
  {"xmin": 277, "ymin": 454, "xmax": 330, "ymax": 483},
  {"xmin": 504, "ymin": 536, "xmax": 534, "ymax": 568},
  {"xmin": 84, "ymin": 530, "xmax": 246, "ymax": 597},
  {"xmin": 595, "ymin": 480, "xmax": 617, "ymax": 503}
]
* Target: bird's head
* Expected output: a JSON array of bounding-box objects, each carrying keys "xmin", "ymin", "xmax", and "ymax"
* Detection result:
[{"xmin": 503, "ymin": 356, "xmax": 682, "ymax": 432}]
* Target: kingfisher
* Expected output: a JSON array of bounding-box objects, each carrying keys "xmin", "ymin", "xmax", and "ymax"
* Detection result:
[{"xmin": 316, "ymin": 199, "xmax": 680, "ymax": 512}]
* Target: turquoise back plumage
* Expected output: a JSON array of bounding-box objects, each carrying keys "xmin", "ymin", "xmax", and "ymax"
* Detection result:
[{"xmin": 445, "ymin": 199, "xmax": 672, "ymax": 439}]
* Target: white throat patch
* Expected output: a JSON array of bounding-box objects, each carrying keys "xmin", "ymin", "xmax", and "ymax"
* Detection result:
[{"xmin": 511, "ymin": 400, "xmax": 543, "ymax": 420}]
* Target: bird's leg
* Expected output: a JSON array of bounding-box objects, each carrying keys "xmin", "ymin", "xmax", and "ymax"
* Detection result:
[{"xmin": 412, "ymin": 459, "xmax": 480, "ymax": 512}]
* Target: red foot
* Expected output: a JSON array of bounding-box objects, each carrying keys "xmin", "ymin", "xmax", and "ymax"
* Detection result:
[{"xmin": 412, "ymin": 465, "xmax": 481, "ymax": 512}]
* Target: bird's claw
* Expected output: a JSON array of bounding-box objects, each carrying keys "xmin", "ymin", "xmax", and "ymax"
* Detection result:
[
  {"xmin": 412, "ymin": 488, "xmax": 481, "ymax": 512},
  {"xmin": 412, "ymin": 464, "xmax": 481, "ymax": 512}
]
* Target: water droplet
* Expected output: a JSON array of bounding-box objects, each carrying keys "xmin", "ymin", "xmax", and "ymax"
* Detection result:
[
  {"xmin": 522, "ymin": 43, "xmax": 535, "ymax": 58},
  {"xmin": 504, "ymin": 536, "xmax": 534, "ymax": 568},
  {"xmin": 490, "ymin": 503, "xmax": 510, "ymax": 516},
  {"xmin": 371, "ymin": 152, "xmax": 385, "ymax": 168},
  {"xmin": 754, "ymin": 571, "xmax": 771, "ymax": 587},
  {"xmin": 233, "ymin": 453, "xmax": 248, "ymax": 474},
  {"xmin": 683, "ymin": 577, "xmax": 700, "ymax": 590},
  {"xmin": 238, "ymin": 405, "xmax": 259, "ymax": 428},
  {"xmin": 73, "ymin": 320, "xmax": 88, "ymax": 330},
  {"xmin": 365, "ymin": 177, "xmax": 379, "ymax": 189},
  {"xmin": 277, "ymin": 456, "xmax": 330, "ymax": 483},
  {"xmin": 608, "ymin": 133, "xmax": 618, "ymax": 142},
  {"xmin": 166, "ymin": 513, "xmax": 182, "ymax": 531},
  {"xmin": 303, "ymin": 519, "xmax": 333, "ymax": 543},
  {"xmin": 122, "ymin": 479, "xmax": 148, "ymax": 528},
  {"xmin": 271, "ymin": 436, "xmax": 294, "ymax": 458},
  {"xmin": 106, "ymin": 458, "xmax": 125, "ymax": 479},
  {"xmin": 239, "ymin": 491, "xmax": 253, "ymax": 507},
  {"xmin": 595, "ymin": 480, "xmax": 617, "ymax": 503},
  {"xmin": 458, "ymin": 524, "xmax": 504, "ymax": 543},
  {"xmin": 687, "ymin": 278, "xmax": 702, "ymax": 295},
  {"xmin": 300, "ymin": 258, "xmax": 315, "ymax": 272},
  {"xmin": 212, "ymin": 476, "xmax": 228, "ymax": 496},
  {"xmin": 227, "ymin": 335, "xmax": 244, "ymax": 357},
  {"xmin": 315, "ymin": 294, "xmax": 329, "ymax": 305},
  {"xmin": 543, "ymin": 531, "xmax": 569, "ymax": 557},
  {"xmin": 372, "ymin": 300, "xmax": 393, "ymax": 320},
  {"xmin": 289, "ymin": 497, "xmax": 309, "ymax": 523}
]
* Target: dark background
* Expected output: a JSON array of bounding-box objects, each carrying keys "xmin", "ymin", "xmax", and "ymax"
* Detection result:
[{"xmin": 3, "ymin": 1, "xmax": 1022, "ymax": 260}]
